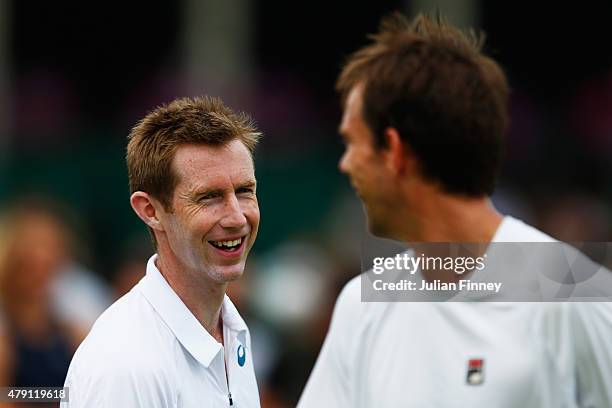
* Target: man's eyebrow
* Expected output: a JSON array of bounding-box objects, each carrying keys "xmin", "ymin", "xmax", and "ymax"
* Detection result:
[
  {"xmin": 194, "ymin": 188, "xmax": 224, "ymax": 198},
  {"xmin": 236, "ymin": 181, "xmax": 257, "ymax": 190}
]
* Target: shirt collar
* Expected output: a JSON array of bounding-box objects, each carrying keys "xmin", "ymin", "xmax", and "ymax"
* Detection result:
[{"xmin": 138, "ymin": 254, "xmax": 247, "ymax": 367}]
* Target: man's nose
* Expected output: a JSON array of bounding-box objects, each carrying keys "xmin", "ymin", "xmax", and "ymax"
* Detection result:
[{"xmin": 220, "ymin": 195, "xmax": 247, "ymax": 229}]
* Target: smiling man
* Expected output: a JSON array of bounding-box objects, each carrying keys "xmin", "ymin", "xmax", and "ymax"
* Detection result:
[{"xmin": 62, "ymin": 97, "xmax": 261, "ymax": 407}]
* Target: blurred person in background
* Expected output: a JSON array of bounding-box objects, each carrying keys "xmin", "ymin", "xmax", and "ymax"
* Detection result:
[
  {"xmin": 0, "ymin": 201, "xmax": 87, "ymax": 391},
  {"xmin": 63, "ymin": 96, "xmax": 262, "ymax": 407},
  {"xmin": 298, "ymin": 13, "xmax": 612, "ymax": 407}
]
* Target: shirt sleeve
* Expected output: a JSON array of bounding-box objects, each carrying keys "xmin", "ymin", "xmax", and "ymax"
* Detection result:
[
  {"xmin": 61, "ymin": 347, "xmax": 177, "ymax": 408},
  {"xmin": 297, "ymin": 277, "xmax": 361, "ymax": 408},
  {"xmin": 569, "ymin": 302, "xmax": 612, "ymax": 408}
]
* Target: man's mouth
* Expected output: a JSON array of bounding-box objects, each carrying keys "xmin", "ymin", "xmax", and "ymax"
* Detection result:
[{"xmin": 208, "ymin": 236, "xmax": 245, "ymax": 252}]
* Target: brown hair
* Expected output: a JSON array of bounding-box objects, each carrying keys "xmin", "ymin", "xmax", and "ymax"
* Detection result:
[
  {"xmin": 337, "ymin": 13, "xmax": 509, "ymax": 196},
  {"xmin": 126, "ymin": 96, "xmax": 261, "ymax": 210}
]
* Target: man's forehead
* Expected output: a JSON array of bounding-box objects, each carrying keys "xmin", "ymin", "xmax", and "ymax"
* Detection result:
[
  {"xmin": 173, "ymin": 141, "xmax": 252, "ymax": 168},
  {"xmin": 339, "ymin": 84, "xmax": 365, "ymax": 132},
  {"xmin": 346, "ymin": 83, "xmax": 365, "ymax": 109},
  {"xmin": 172, "ymin": 142, "xmax": 255, "ymax": 188}
]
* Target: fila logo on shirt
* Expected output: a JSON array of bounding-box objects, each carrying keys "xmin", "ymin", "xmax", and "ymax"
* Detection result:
[
  {"xmin": 466, "ymin": 358, "xmax": 484, "ymax": 385},
  {"xmin": 237, "ymin": 344, "xmax": 246, "ymax": 367}
]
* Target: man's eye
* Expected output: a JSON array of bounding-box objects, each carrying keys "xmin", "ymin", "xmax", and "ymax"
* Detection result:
[
  {"xmin": 237, "ymin": 188, "xmax": 254, "ymax": 195},
  {"xmin": 198, "ymin": 194, "xmax": 216, "ymax": 201}
]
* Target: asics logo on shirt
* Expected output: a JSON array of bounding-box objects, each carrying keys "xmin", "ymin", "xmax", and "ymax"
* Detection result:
[{"xmin": 237, "ymin": 344, "xmax": 246, "ymax": 367}]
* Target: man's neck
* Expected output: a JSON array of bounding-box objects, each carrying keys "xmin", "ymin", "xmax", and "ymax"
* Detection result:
[
  {"xmin": 421, "ymin": 200, "xmax": 502, "ymax": 243},
  {"xmin": 396, "ymin": 188, "xmax": 504, "ymax": 283},
  {"xmin": 397, "ymin": 183, "xmax": 503, "ymax": 243},
  {"xmin": 155, "ymin": 253, "xmax": 226, "ymax": 343}
]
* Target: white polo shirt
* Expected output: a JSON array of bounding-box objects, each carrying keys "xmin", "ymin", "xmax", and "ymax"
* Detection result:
[
  {"xmin": 298, "ymin": 216, "xmax": 612, "ymax": 407},
  {"xmin": 62, "ymin": 255, "xmax": 260, "ymax": 408}
]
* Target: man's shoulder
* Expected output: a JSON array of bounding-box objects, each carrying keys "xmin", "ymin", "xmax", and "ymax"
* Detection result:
[
  {"xmin": 87, "ymin": 286, "xmax": 160, "ymax": 337},
  {"xmin": 64, "ymin": 287, "xmax": 179, "ymax": 407},
  {"xmin": 71, "ymin": 286, "xmax": 177, "ymax": 374},
  {"xmin": 334, "ymin": 276, "xmax": 362, "ymax": 316},
  {"xmin": 330, "ymin": 275, "xmax": 387, "ymax": 333},
  {"xmin": 495, "ymin": 216, "xmax": 557, "ymax": 242}
]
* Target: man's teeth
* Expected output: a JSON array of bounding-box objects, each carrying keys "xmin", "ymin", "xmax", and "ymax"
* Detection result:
[{"xmin": 211, "ymin": 238, "xmax": 242, "ymax": 249}]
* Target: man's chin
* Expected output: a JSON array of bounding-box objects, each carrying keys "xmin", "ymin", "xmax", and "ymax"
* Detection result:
[{"xmin": 210, "ymin": 263, "xmax": 246, "ymax": 283}]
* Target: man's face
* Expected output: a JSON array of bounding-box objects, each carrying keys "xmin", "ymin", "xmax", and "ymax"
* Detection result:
[
  {"xmin": 338, "ymin": 84, "xmax": 396, "ymax": 237},
  {"xmin": 160, "ymin": 140, "xmax": 260, "ymax": 283}
]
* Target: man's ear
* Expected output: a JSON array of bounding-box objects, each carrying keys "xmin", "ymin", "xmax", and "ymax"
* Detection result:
[
  {"xmin": 130, "ymin": 192, "xmax": 165, "ymax": 232},
  {"xmin": 383, "ymin": 127, "xmax": 417, "ymax": 176}
]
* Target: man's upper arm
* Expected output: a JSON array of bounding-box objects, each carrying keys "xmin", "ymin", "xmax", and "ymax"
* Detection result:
[{"xmin": 298, "ymin": 278, "xmax": 361, "ymax": 408}]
